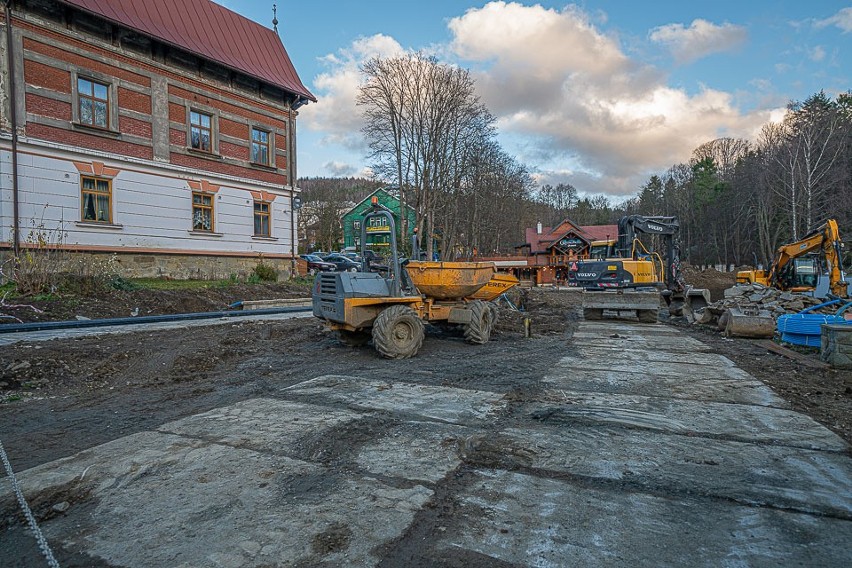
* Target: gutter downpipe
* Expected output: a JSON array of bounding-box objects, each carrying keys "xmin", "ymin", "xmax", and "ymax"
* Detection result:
[
  {"xmin": 4, "ymin": 0, "xmax": 20, "ymax": 256},
  {"xmin": 288, "ymin": 96, "xmax": 307, "ymax": 278},
  {"xmin": 288, "ymin": 99, "xmax": 296, "ymax": 278}
]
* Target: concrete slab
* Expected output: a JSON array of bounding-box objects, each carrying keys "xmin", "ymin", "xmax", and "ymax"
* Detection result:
[
  {"xmin": 5, "ymin": 321, "xmax": 851, "ymax": 566},
  {"xmin": 521, "ymin": 391, "xmax": 847, "ymax": 450},
  {"xmin": 356, "ymin": 421, "xmax": 472, "ymax": 483},
  {"xmin": 6, "ymin": 430, "xmax": 432, "ymax": 567},
  {"xmin": 157, "ymin": 398, "xmax": 362, "ymax": 454},
  {"xmin": 481, "ymin": 426, "xmax": 852, "ymax": 518},
  {"xmin": 567, "ymin": 345, "xmax": 738, "ymax": 366},
  {"xmin": 282, "ymin": 375, "xmax": 505, "ymax": 425},
  {"xmin": 578, "ymin": 322, "xmax": 683, "ymax": 336},
  {"xmin": 557, "ymin": 354, "xmax": 757, "ymax": 381},
  {"xmin": 440, "ymin": 469, "xmax": 852, "ymax": 567},
  {"xmin": 572, "ymin": 332, "xmax": 712, "ymax": 352},
  {"xmin": 544, "ymin": 370, "xmax": 788, "ymax": 407}
]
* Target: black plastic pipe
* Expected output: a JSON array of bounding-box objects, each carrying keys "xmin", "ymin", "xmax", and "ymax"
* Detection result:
[{"xmin": 0, "ymin": 306, "xmax": 311, "ymax": 334}]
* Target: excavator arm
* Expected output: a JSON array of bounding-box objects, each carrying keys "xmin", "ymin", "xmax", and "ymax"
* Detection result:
[{"xmin": 767, "ymin": 219, "xmax": 847, "ymax": 297}]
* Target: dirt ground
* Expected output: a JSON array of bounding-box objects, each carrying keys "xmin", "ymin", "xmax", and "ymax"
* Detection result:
[
  {"xmin": 1, "ymin": 277, "xmax": 851, "ymax": 566},
  {"xmin": 1, "ymin": 278, "xmax": 849, "ymax": 462}
]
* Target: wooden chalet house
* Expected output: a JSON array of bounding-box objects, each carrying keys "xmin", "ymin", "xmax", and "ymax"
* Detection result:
[
  {"xmin": 340, "ymin": 188, "xmax": 416, "ymax": 253},
  {"xmin": 513, "ymin": 219, "xmax": 618, "ymax": 285},
  {"xmin": 0, "ymin": 0, "xmax": 315, "ymax": 279}
]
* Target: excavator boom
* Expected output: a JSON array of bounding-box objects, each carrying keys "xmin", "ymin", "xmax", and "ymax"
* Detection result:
[{"xmin": 751, "ymin": 219, "xmax": 848, "ymax": 298}]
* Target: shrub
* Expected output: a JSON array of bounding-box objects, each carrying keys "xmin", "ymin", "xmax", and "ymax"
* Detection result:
[
  {"xmin": 251, "ymin": 262, "xmax": 277, "ymax": 282},
  {"xmin": 6, "ymin": 219, "xmax": 68, "ymax": 296},
  {"xmin": 56, "ymin": 254, "xmax": 123, "ymax": 295}
]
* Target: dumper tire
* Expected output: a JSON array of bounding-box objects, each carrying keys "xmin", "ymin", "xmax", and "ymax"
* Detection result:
[
  {"xmin": 372, "ymin": 305, "xmax": 424, "ymax": 359},
  {"xmin": 464, "ymin": 300, "xmax": 493, "ymax": 345},
  {"xmin": 338, "ymin": 330, "xmax": 371, "ymax": 347},
  {"xmin": 488, "ymin": 302, "xmax": 500, "ymax": 326}
]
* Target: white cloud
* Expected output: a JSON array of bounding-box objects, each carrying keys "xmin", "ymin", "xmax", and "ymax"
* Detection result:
[
  {"xmin": 815, "ymin": 7, "xmax": 852, "ymax": 32},
  {"xmin": 449, "ymin": 2, "xmax": 630, "ymax": 79},
  {"xmin": 649, "ymin": 19, "xmax": 747, "ymax": 64},
  {"xmin": 301, "ymin": 3, "xmax": 781, "ymax": 197},
  {"xmin": 323, "ymin": 161, "xmax": 357, "ymax": 176},
  {"xmin": 299, "ymin": 34, "xmax": 405, "ymax": 150},
  {"xmin": 449, "ymin": 3, "xmax": 773, "ymax": 194},
  {"xmin": 809, "ymin": 45, "xmax": 826, "ymax": 62}
]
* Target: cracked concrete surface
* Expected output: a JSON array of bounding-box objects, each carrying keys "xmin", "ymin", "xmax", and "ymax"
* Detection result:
[{"xmin": 3, "ymin": 321, "xmax": 851, "ymax": 566}]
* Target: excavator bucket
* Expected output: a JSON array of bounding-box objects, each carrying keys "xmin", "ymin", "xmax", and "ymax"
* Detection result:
[
  {"xmin": 723, "ymin": 307, "xmax": 775, "ymax": 338},
  {"xmin": 685, "ymin": 288, "xmax": 711, "ymax": 312}
]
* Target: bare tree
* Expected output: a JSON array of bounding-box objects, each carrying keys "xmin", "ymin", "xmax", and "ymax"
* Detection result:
[{"xmin": 358, "ymin": 53, "xmax": 528, "ymax": 258}]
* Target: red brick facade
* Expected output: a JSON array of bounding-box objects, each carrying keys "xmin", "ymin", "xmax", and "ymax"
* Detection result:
[
  {"xmin": 118, "ymin": 116, "xmax": 153, "ymax": 139},
  {"xmin": 20, "ymin": 18, "xmax": 291, "ymax": 186},
  {"xmin": 170, "ymin": 152, "xmax": 285, "ymax": 185},
  {"xmin": 24, "ymin": 37, "xmax": 151, "ymax": 87},
  {"xmin": 118, "ymin": 88, "xmax": 152, "ymax": 115},
  {"xmin": 27, "ymin": 124, "xmax": 155, "ymax": 160},
  {"xmin": 25, "ymin": 93, "xmax": 72, "ymax": 121},
  {"xmin": 23, "ymin": 59, "xmax": 72, "ymax": 93}
]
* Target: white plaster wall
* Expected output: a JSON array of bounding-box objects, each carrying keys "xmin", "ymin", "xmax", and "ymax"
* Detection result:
[{"xmin": 1, "ymin": 148, "xmax": 294, "ymax": 257}]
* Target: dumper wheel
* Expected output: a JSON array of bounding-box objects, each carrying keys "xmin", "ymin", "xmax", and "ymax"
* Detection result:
[
  {"xmin": 372, "ymin": 305, "xmax": 424, "ymax": 359},
  {"xmin": 488, "ymin": 302, "xmax": 500, "ymax": 325},
  {"xmin": 464, "ymin": 300, "xmax": 493, "ymax": 345},
  {"xmin": 338, "ymin": 330, "xmax": 371, "ymax": 347},
  {"xmin": 583, "ymin": 308, "xmax": 603, "ymax": 320},
  {"xmin": 637, "ymin": 309, "xmax": 658, "ymax": 324}
]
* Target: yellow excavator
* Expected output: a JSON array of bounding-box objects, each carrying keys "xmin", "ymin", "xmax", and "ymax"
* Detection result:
[
  {"xmin": 736, "ymin": 219, "xmax": 848, "ymax": 298},
  {"xmin": 568, "ymin": 215, "xmax": 709, "ymax": 321}
]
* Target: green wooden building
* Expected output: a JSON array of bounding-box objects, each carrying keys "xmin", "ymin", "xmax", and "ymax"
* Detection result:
[{"xmin": 341, "ymin": 188, "xmax": 417, "ymax": 252}]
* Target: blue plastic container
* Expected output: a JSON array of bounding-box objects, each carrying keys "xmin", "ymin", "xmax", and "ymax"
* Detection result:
[{"xmin": 777, "ymin": 300, "xmax": 852, "ymax": 347}]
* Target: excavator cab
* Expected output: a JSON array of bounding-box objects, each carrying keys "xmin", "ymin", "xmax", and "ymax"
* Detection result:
[{"xmin": 778, "ymin": 256, "xmax": 819, "ymax": 292}]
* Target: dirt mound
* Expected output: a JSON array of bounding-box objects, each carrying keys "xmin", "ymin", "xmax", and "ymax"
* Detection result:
[{"xmin": 681, "ymin": 266, "xmax": 737, "ymax": 301}]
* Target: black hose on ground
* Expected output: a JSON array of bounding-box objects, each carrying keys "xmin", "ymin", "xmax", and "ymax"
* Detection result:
[{"xmin": 0, "ymin": 307, "xmax": 312, "ymax": 334}]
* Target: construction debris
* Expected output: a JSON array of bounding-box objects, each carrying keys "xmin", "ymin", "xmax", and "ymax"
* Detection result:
[{"xmin": 693, "ymin": 284, "xmax": 843, "ymax": 337}]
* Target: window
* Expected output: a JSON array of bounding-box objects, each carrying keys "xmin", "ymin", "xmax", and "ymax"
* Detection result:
[
  {"xmin": 353, "ymin": 220, "xmax": 361, "ymax": 230},
  {"xmin": 192, "ymin": 192, "xmax": 214, "ymax": 231},
  {"xmin": 81, "ymin": 176, "xmax": 112, "ymax": 222},
  {"xmin": 254, "ymin": 201, "xmax": 270, "ymax": 237},
  {"xmin": 190, "ymin": 111, "xmax": 213, "ymax": 152},
  {"xmin": 251, "ymin": 128, "xmax": 271, "ymax": 166},
  {"xmin": 78, "ymin": 77, "xmax": 110, "ymax": 129}
]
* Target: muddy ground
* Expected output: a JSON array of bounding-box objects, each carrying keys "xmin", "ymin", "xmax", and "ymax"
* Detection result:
[{"xmin": 1, "ymin": 274, "xmax": 851, "ymax": 565}]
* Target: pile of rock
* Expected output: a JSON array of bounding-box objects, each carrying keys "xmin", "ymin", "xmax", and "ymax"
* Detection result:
[{"xmin": 693, "ymin": 284, "xmax": 840, "ymax": 328}]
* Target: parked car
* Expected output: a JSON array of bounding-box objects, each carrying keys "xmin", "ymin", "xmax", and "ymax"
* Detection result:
[
  {"xmin": 324, "ymin": 254, "xmax": 360, "ymax": 272},
  {"xmin": 303, "ymin": 254, "xmax": 336, "ymax": 275}
]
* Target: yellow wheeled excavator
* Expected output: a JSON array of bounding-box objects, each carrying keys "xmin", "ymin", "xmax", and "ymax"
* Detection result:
[
  {"xmin": 736, "ymin": 219, "xmax": 848, "ymax": 298},
  {"xmin": 568, "ymin": 215, "xmax": 709, "ymax": 321}
]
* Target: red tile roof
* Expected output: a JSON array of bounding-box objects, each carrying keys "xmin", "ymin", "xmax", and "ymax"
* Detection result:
[
  {"xmin": 60, "ymin": 0, "xmax": 315, "ymax": 101},
  {"xmin": 524, "ymin": 222, "xmax": 619, "ymax": 254},
  {"xmin": 580, "ymin": 225, "xmax": 618, "ymax": 241}
]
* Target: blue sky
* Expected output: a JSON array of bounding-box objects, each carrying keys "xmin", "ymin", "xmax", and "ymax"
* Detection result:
[{"xmin": 229, "ymin": 1, "xmax": 851, "ymax": 199}]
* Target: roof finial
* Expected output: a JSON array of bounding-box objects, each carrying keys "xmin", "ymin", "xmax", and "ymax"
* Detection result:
[{"xmin": 272, "ymin": 4, "xmax": 278, "ymax": 33}]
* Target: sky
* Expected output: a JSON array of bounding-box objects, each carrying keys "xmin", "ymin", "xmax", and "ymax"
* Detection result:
[{"xmin": 227, "ymin": 1, "xmax": 851, "ymax": 200}]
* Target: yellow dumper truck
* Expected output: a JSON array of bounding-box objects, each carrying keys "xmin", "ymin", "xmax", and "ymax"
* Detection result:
[{"xmin": 312, "ymin": 199, "xmax": 518, "ymax": 358}]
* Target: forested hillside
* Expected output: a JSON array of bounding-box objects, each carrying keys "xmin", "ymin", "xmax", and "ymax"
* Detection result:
[{"xmin": 300, "ymin": 90, "xmax": 851, "ymax": 267}]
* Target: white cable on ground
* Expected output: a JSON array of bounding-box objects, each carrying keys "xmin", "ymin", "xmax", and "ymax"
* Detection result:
[{"xmin": 0, "ymin": 438, "xmax": 60, "ymax": 568}]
